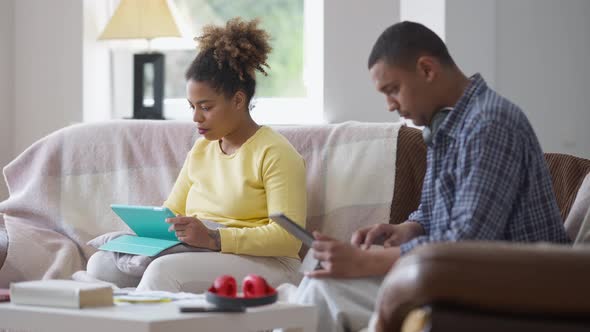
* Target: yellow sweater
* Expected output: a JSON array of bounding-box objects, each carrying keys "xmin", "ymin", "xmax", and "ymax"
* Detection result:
[{"xmin": 163, "ymin": 126, "xmax": 307, "ymax": 259}]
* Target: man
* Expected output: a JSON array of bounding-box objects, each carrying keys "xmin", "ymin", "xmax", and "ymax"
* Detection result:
[{"xmin": 289, "ymin": 21, "xmax": 570, "ymax": 332}]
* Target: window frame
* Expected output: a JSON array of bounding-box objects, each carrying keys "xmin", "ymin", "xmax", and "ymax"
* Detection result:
[{"xmin": 111, "ymin": 0, "xmax": 324, "ymax": 125}]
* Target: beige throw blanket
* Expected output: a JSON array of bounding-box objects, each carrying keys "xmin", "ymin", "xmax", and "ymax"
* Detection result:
[{"xmin": 0, "ymin": 120, "xmax": 401, "ymax": 286}]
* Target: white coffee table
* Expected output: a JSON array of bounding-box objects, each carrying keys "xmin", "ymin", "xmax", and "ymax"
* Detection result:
[{"xmin": 0, "ymin": 300, "xmax": 317, "ymax": 332}]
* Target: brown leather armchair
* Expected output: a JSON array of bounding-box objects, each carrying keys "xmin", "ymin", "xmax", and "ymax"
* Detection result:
[{"xmin": 375, "ymin": 153, "xmax": 590, "ymax": 332}]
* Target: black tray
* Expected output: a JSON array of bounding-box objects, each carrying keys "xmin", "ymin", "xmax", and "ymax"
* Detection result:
[{"xmin": 205, "ymin": 291, "xmax": 278, "ymax": 310}]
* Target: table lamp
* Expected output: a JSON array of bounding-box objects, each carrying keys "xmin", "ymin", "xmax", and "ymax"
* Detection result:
[{"xmin": 98, "ymin": 0, "xmax": 183, "ymax": 119}]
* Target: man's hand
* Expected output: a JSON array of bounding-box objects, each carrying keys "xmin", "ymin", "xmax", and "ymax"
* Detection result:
[
  {"xmin": 307, "ymin": 232, "xmax": 400, "ymax": 279},
  {"xmin": 351, "ymin": 222, "xmax": 424, "ymax": 249},
  {"xmin": 166, "ymin": 216, "xmax": 221, "ymax": 251}
]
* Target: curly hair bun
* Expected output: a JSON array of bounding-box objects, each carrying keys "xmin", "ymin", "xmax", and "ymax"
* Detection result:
[{"xmin": 195, "ymin": 17, "xmax": 272, "ymax": 81}]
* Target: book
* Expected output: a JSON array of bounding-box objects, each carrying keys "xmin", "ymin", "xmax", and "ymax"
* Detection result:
[{"xmin": 10, "ymin": 280, "xmax": 113, "ymax": 308}]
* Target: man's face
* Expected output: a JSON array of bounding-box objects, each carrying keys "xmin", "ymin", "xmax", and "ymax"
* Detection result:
[{"xmin": 370, "ymin": 59, "xmax": 436, "ymax": 126}]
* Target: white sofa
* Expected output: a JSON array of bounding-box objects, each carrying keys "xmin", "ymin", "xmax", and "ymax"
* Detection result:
[{"xmin": 0, "ymin": 120, "xmax": 425, "ymax": 287}]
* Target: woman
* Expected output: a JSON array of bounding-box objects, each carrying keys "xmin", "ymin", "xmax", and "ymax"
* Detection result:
[{"xmin": 87, "ymin": 18, "xmax": 307, "ymax": 292}]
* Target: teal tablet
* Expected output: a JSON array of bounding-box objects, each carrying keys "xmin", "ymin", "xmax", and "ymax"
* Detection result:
[
  {"xmin": 100, "ymin": 205, "xmax": 181, "ymax": 256},
  {"xmin": 110, "ymin": 204, "xmax": 178, "ymax": 241}
]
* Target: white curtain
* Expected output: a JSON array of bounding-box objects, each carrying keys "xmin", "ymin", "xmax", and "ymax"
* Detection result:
[{"xmin": 82, "ymin": 0, "xmax": 120, "ymax": 121}]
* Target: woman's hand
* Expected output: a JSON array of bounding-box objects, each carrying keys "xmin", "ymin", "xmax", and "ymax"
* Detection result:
[
  {"xmin": 166, "ymin": 216, "xmax": 221, "ymax": 251},
  {"xmin": 351, "ymin": 221, "xmax": 424, "ymax": 250}
]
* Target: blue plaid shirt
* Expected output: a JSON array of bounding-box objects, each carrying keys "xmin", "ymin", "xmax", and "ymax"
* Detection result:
[{"xmin": 400, "ymin": 74, "xmax": 571, "ymax": 255}]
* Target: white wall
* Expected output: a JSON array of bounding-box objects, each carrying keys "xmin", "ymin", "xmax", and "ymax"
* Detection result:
[
  {"xmin": 401, "ymin": 0, "xmax": 445, "ymax": 41},
  {"xmin": 401, "ymin": 0, "xmax": 496, "ymax": 96},
  {"xmin": 13, "ymin": 0, "xmax": 84, "ymax": 155},
  {"xmin": 445, "ymin": 0, "xmax": 496, "ymax": 88},
  {"xmin": 0, "ymin": 0, "xmax": 15, "ymax": 200},
  {"xmin": 83, "ymin": 0, "xmax": 113, "ymax": 122},
  {"xmin": 402, "ymin": 0, "xmax": 590, "ymax": 159},
  {"xmin": 323, "ymin": 0, "xmax": 401, "ymax": 123},
  {"xmin": 495, "ymin": 0, "xmax": 590, "ymax": 158}
]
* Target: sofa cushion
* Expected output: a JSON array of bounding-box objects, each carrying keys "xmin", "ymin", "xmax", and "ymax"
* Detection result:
[
  {"xmin": 544, "ymin": 153, "xmax": 590, "ymax": 222},
  {"xmin": 390, "ymin": 126, "xmax": 426, "ymax": 225},
  {"xmin": 278, "ymin": 122, "xmax": 402, "ymax": 242}
]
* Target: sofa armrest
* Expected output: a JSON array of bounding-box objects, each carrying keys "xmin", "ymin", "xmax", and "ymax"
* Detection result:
[{"xmin": 374, "ymin": 242, "xmax": 590, "ymax": 332}]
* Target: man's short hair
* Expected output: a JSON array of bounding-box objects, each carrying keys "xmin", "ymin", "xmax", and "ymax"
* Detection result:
[{"xmin": 368, "ymin": 21, "xmax": 455, "ymax": 70}]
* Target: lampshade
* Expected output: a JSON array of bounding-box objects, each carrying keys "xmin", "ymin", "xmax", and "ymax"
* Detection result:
[{"xmin": 98, "ymin": 0, "xmax": 182, "ymax": 40}]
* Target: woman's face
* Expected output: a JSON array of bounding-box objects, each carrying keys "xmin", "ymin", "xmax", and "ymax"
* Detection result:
[{"xmin": 186, "ymin": 79, "xmax": 244, "ymax": 141}]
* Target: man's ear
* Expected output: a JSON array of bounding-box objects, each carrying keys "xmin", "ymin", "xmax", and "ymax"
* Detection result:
[
  {"xmin": 233, "ymin": 90, "xmax": 248, "ymax": 111},
  {"xmin": 416, "ymin": 56, "xmax": 438, "ymax": 83}
]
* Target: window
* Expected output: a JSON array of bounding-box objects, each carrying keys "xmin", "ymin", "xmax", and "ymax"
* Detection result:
[{"xmin": 151, "ymin": 0, "xmax": 323, "ymax": 124}]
